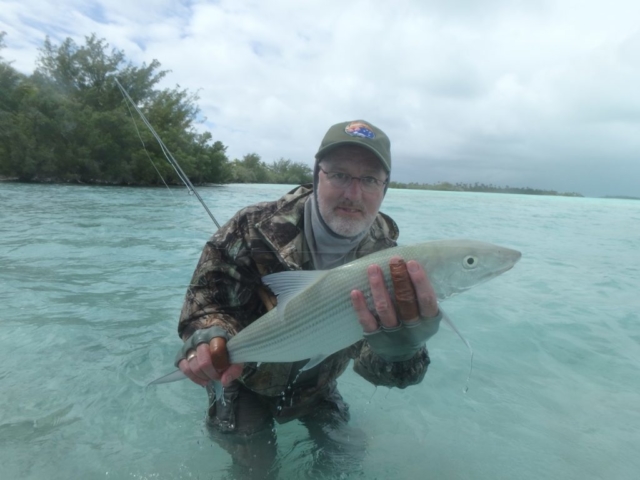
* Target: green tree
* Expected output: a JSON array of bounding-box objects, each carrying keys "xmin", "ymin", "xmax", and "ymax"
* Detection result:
[
  {"xmin": 1, "ymin": 33, "xmax": 229, "ymax": 185},
  {"xmin": 229, "ymin": 155, "xmax": 313, "ymax": 184},
  {"xmin": 230, "ymin": 153, "xmax": 270, "ymax": 183},
  {"xmin": 0, "ymin": 32, "xmax": 32, "ymax": 177},
  {"xmin": 267, "ymin": 158, "xmax": 313, "ymax": 184}
]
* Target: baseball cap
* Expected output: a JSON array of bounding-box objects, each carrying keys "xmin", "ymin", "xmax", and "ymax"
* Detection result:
[{"xmin": 315, "ymin": 120, "xmax": 391, "ymax": 173}]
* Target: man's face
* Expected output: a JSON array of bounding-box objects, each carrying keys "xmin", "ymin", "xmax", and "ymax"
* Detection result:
[{"xmin": 317, "ymin": 145, "xmax": 388, "ymax": 237}]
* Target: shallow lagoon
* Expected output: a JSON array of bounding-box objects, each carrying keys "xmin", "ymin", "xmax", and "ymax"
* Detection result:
[{"xmin": 1, "ymin": 183, "xmax": 638, "ymax": 479}]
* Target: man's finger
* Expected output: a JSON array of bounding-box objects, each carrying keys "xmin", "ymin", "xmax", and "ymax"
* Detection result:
[
  {"xmin": 195, "ymin": 343, "xmax": 218, "ymax": 381},
  {"xmin": 187, "ymin": 350, "xmax": 211, "ymax": 382},
  {"xmin": 351, "ymin": 289, "xmax": 378, "ymax": 333},
  {"xmin": 178, "ymin": 358, "xmax": 209, "ymax": 386},
  {"xmin": 209, "ymin": 337, "xmax": 230, "ymax": 371},
  {"xmin": 220, "ymin": 363, "xmax": 244, "ymax": 386},
  {"xmin": 367, "ymin": 264, "xmax": 398, "ymax": 328},
  {"xmin": 406, "ymin": 260, "xmax": 439, "ymax": 318},
  {"xmin": 389, "ymin": 256, "xmax": 420, "ymax": 322}
]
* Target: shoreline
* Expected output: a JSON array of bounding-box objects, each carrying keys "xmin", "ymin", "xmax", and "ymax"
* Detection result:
[{"xmin": 3, "ymin": 178, "xmax": 637, "ymax": 199}]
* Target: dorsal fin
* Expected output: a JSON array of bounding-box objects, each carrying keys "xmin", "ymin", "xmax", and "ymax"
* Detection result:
[{"xmin": 262, "ymin": 270, "xmax": 328, "ymax": 316}]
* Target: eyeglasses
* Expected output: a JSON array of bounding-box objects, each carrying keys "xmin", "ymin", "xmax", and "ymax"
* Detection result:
[{"xmin": 319, "ymin": 167, "xmax": 388, "ymax": 193}]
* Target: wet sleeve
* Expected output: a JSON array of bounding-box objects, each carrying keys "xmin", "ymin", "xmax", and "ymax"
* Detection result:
[
  {"xmin": 177, "ymin": 215, "xmax": 264, "ymax": 341},
  {"xmin": 348, "ymin": 340, "xmax": 431, "ymax": 389}
]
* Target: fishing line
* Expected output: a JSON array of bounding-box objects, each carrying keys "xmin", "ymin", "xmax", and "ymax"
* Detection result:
[
  {"xmin": 119, "ymin": 90, "xmax": 175, "ymax": 196},
  {"xmin": 114, "ymin": 78, "xmax": 221, "ymax": 229}
]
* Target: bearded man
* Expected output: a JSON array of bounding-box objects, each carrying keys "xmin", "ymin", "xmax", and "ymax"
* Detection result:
[{"xmin": 174, "ymin": 120, "xmax": 441, "ymax": 477}]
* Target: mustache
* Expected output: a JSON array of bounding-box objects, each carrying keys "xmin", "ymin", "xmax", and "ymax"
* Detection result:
[{"xmin": 335, "ymin": 200, "xmax": 365, "ymax": 211}]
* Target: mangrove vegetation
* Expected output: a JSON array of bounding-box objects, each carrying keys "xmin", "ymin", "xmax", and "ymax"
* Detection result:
[
  {"xmin": 388, "ymin": 181, "xmax": 583, "ymax": 197},
  {"xmin": 0, "ymin": 33, "xmax": 311, "ymax": 186}
]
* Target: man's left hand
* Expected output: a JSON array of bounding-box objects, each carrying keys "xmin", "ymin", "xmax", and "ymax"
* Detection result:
[{"xmin": 350, "ymin": 255, "xmax": 439, "ymax": 332}]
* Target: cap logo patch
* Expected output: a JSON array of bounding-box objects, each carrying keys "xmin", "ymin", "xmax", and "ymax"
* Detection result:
[{"xmin": 344, "ymin": 121, "xmax": 375, "ymax": 139}]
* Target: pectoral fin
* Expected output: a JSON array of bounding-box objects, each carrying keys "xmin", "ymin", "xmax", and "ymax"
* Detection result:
[{"xmin": 262, "ymin": 270, "xmax": 328, "ymax": 318}]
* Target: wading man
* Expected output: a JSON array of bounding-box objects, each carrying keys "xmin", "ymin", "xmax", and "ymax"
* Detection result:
[{"xmin": 174, "ymin": 120, "xmax": 442, "ymax": 477}]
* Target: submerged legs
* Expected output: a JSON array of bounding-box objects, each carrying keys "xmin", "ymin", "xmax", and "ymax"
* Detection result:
[
  {"xmin": 298, "ymin": 389, "xmax": 368, "ymax": 478},
  {"xmin": 206, "ymin": 382, "xmax": 367, "ymax": 479},
  {"xmin": 206, "ymin": 382, "xmax": 279, "ymax": 480}
]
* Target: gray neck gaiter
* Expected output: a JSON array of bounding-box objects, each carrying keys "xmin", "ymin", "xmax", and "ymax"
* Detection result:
[{"xmin": 303, "ymin": 194, "xmax": 367, "ymax": 270}]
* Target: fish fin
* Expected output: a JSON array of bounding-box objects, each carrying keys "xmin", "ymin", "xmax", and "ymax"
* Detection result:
[
  {"xmin": 262, "ymin": 270, "xmax": 328, "ymax": 316},
  {"xmin": 300, "ymin": 354, "xmax": 330, "ymax": 372},
  {"xmin": 440, "ymin": 308, "xmax": 474, "ymax": 393},
  {"xmin": 212, "ymin": 380, "xmax": 226, "ymax": 406},
  {"xmin": 147, "ymin": 369, "xmax": 187, "ymax": 386}
]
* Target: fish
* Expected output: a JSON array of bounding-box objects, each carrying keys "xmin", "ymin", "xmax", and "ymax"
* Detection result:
[{"xmin": 149, "ymin": 239, "xmax": 521, "ymax": 387}]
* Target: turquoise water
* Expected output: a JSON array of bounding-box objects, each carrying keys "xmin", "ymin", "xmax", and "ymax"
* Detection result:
[{"xmin": 1, "ymin": 182, "xmax": 638, "ymax": 479}]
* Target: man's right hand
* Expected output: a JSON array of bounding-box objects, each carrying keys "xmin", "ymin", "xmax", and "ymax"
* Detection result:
[{"xmin": 178, "ymin": 336, "xmax": 244, "ymax": 387}]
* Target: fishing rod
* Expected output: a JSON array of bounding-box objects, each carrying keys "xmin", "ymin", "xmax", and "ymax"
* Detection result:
[{"xmin": 114, "ymin": 78, "xmax": 221, "ymax": 229}]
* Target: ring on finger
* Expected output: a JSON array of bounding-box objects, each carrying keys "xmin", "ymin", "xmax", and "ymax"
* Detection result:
[{"xmin": 187, "ymin": 353, "xmax": 197, "ymax": 361}]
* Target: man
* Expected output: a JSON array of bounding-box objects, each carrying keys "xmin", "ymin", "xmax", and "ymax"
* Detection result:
[{"xmin": 174, "ymin": 120, "xmax": 441, "ymax": 476}]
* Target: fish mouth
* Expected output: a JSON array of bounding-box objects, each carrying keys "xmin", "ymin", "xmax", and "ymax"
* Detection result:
[
  {"xmin": 506, "ymin": 249, "xmax": 522, "ymax": 267},
  {"xmin": 488, "ymin": 249, "xmax": 522, "ymax": 278}
]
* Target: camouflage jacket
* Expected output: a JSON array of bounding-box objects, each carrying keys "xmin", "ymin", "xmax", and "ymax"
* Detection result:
[{"xmin": 178, "ymin": 185, "xmax": 430, "ymax": 415}]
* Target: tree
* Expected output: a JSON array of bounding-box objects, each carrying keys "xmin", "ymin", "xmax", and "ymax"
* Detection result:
[
  {"xmin": 0, "ymin": 31, "xmax": 31, "ymax": 177},
  {"xmin": 1, "ymin": 34, "xmax": 230, "ymax": 185},
  {"xmin": 268, "ymin": 158, "xmax": 312, "ymax": 184},
  {"xmin": 230, "ymin": 153, "xmax": 270, "ymax": 183}
]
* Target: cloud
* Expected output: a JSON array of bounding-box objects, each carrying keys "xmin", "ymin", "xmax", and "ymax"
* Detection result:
[{"xmin": 1, "ymin": 0, "xmax": 639, "ymax": 196}]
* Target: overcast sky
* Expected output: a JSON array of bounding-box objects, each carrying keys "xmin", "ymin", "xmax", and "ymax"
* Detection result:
[{"xmin": 2, "ymin": 0, "xmax": 639, "ymax": 196}]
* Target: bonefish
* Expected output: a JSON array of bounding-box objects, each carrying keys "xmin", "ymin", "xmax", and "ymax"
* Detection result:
[{"xmin": 149, "ymin": 239, "xmax": 521, "ymax": 386}]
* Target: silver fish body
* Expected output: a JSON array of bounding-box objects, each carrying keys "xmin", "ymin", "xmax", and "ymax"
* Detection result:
[
  {"xmin": 229, "ymin": 239, "xmax": 520, "ymax": 364},
  {"xmin": 149, "ymin": 239, "xmax": 520, "ymax": 385}
]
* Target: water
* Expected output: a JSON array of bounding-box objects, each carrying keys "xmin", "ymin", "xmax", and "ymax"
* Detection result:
[{"xmin": 1, "ymin": 182, "xmax": 639, "ymax": 479}]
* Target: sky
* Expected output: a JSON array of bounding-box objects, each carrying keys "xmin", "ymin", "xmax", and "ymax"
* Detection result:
[{"xmin": 1, "ymin": 0, "xmax": 639, "ymax": 197}]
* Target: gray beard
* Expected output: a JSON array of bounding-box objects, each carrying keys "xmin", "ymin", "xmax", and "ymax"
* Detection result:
[
  {"xmin": 303, "ymin": 195, "xmax": 369, "ymax": 270},
  {"xmin": 316, "ymin": 192, "xmax": 375, "ymax": 237}
]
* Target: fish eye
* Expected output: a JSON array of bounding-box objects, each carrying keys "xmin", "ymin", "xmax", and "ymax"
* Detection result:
[{"xmin": 463, "ymin": 255, "xmax": 478, "ymax": 269}]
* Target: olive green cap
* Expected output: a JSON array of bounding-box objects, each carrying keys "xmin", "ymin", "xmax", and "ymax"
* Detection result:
[{"xmin": 315, "ymin": 120, "xmax": 391, "ymax": 173}]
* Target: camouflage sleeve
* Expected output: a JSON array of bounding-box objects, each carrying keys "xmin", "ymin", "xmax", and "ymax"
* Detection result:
[
  {"xmin": 177, "ymin": 213, "xmax": 265, "ymax": 341},
  {"xmin": 348, "ymin": 340, "xmax": 430, "ymax": 389}
]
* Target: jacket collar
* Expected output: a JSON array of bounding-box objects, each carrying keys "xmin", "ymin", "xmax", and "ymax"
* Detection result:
[{"xmin": 255, "ymin": 185, "xmax": 313, "ymax": 270}]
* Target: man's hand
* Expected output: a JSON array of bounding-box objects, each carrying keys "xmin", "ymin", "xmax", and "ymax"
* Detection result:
[
  {"xmin": 351, "ymin": 255, "xmax": 439, "ymax": 332},
  {"xmin": 178, "ymin": 336, "xmax": 243, "ymax": 387}
]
